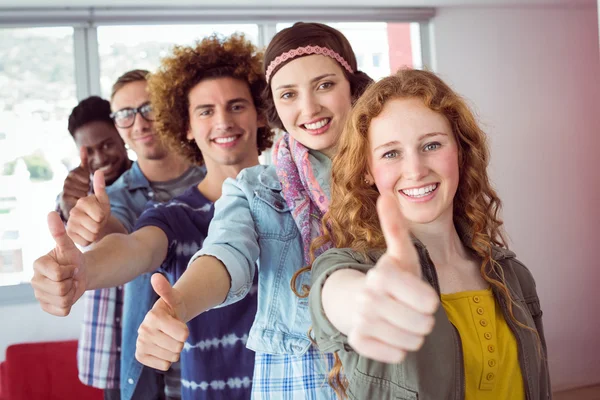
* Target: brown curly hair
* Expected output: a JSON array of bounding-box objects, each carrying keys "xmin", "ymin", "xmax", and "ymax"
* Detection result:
[
  {"xmin": 294, "ymin": 69, "xmax": 540, "ymax": 398},
  {"xmin": 262, "ymin": 22, "xmax": 373, "ymax": 131},
  {"xmin": 147, "ymin": 33, "xmax": 274, "ymax": 165}
]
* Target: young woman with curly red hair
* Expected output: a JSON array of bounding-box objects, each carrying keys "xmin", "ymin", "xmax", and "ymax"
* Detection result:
[{"xmin": 307, "ymin": 69, "xmax": 551, "ymax": 400}]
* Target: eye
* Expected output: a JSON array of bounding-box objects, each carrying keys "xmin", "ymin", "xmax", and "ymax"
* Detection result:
[
  {"xmin": 231, "ymin": 103, "xmax": 246, "ymax": 112},
  {"xmin": 318, "ymin": 81, "xmax": 334, "ymax": 90},
  {"xmin": 116, "ymin": 109, "xmax": 133, "ymax": 119},
  {"xmin": 423, "ymin": 142, "xmax": 441, "ymax": 152},
  {"xmin": 280, "ymin": 91, "xmax": 295, "ymax": 100},
  {"xmin": 382, "ymin": 150, "xmax": 399, "ymax": 159},
  {"xmin": 198, "ymin": 109, "xmax": 213, "ymax": 117}
]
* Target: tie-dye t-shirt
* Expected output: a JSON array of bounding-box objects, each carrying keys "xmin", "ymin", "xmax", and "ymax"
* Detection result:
[{"xmin": 135, "ymin": 185, "xmax": 257, "ymax": 400}]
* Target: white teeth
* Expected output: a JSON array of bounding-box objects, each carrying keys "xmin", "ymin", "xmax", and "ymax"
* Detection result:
[
  {"xmin": 401, "ymin": 184, "xmax": 438, "ymax": 198},
  {"xmin": 214, "ymin": 136, "xmax": 238, "ymax": 144},
  {"xmin": 304, "ymin": 119, "xmax": 329, "ymax": 130}
]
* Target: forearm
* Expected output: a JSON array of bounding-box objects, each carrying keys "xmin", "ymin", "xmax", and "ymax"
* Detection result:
[
  {"xmin": 174, "ymin": 255, "xmax": 231, "ymax": 323},
  {"xmin": 321, "ymin": 269, "xmax": 367, "ymax": 336},
  {"xmin": 84, "ymin": 228, "xmax": 167, "ymax": 289},
  {"xmin": 97, "ymin": 215, "xmax": 128, "ymax": 240}
]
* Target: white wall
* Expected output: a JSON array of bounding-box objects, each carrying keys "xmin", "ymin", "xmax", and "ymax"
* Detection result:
[
  {"xmin": 432, "ymin": 5, "xmax": 600, "ymax": 392},
  {"xmin": 0, "ymin": 300, "xmax": 84, "ymax": 362}
]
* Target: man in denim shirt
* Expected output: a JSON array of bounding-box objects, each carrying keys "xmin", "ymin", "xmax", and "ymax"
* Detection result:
[{"xmin": 61, "ymin": 70, "xmax": 204, "ymax": 400}]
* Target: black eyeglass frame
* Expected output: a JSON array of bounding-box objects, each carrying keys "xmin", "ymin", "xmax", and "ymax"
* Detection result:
[{"xmin": 110, "ymin": 103, "xmax": 154, "ymax": 128}]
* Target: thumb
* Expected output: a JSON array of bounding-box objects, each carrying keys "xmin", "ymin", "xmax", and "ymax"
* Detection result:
[
  {"xmin": 151, "ymin": 273, "xmax": 185, "ymax": 321},
  {"xmin": 93, "ymin": 170, "xmax": 110, "ymax": 208},
  {"xmin": 47, "ymin": 211, "xmax": 78, "ymax": 254},
  {"xmin": 79, "ymin": 147, "xmax": 90, "ymax": 173},
  {"xmin": 377, "ymin": 193, "xmax": 421, "ymax": 276}
]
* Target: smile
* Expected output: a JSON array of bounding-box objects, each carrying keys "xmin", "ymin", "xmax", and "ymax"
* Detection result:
[
  {"xmin": 400, "ymin": 183, "xmax": 439, "ymax": 198},
  {"xmin": 211, "ymin": 134, "xmax": 242, "ymax": 146},
  {"xmin": 300, "ymin": 117, "xmax": 332, "ymax": 135}
]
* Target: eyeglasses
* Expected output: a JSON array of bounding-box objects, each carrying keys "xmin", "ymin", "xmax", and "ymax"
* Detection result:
[{"xmin": 110, "ymin": 103, "xmax": 154, "ymax": 128}]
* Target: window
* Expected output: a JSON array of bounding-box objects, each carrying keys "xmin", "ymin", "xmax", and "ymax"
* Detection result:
[
  {"xmin": 372, "ymin": 53, "xmax": 382, "ymax": 68},
  {"xmin": 276, "ymin": 22, "xmax": 422, "ymax": 81},
  {"xmin": 0, "ymin": 14, "xmax": 429, "ymax": 292},
  {"xmin": 0, "ymin": 27, "xmax": 77, "ymax": 287},
  {"xmin": 97, "ymin": 24, "xmax": 259, "ymax": 99}
]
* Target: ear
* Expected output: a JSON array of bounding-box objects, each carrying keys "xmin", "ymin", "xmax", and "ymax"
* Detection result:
[
  {"xmin": 186, "ymin": 128, "xmax": 194, "ymax": 141},
  {"xmin": 257, "ymin": 114, "xmax": 267, "ymax": 129},
  {"xmin": 364, "ymin": 171, "xmax": 375, "ymax": 185}
]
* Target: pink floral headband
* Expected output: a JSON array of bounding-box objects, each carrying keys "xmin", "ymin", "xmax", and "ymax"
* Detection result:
[{"xmin": 265, "ymin": 45, "xmax": 354, "ymax": 83}]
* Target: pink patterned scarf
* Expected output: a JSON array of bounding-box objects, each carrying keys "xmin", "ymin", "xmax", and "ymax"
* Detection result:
[{"xmin": 273, "ymin": 133, "xmax": 331, "ymax": 265}]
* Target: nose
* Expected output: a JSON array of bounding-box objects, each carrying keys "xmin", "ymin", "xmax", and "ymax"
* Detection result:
[
  {"xmin": 403, "ymin": 152, "xmax": 429, "ymax": 181},
  {"xmin": 91, "ymin": 150, "xmax": 108, "ymax": 168},
  {"xmin": 214, "ymin": 110, "xmax": 234, "ymax": 132},
  {"xmin": 132, "ymin": 111, "xmax": 151, "ymax": 133},
  {"xmin": 299, "ymin": 92, "xmax": 322, "ymax": 119}
]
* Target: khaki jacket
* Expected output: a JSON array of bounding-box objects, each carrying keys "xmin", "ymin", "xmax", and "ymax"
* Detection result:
[{"xmin": 309, "ymin": 241, "xmax": 551, "ymax": 400}]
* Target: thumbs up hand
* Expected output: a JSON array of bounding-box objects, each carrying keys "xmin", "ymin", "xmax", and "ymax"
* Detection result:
[
  {"xmin": 346, "ymin": 194, "xmax": 440, "ymax": 364},
  {"xmin": 59, "ymin": 147, "xmax": 91, "ymax": 220},
  {"xmin": 31, "ymin": 211, "xmax": 87, "ymax": 316},
  {"xmin": 136, "ymin": 273, "xmax": 189, "ymax": 371},
  {"xmin": 66, "ymin": 170, "xmax": 111, "ymax": 247}
]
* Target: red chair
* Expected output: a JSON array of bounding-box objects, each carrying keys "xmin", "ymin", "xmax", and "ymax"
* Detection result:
[{"xmin": 0, "ymin": 340, "xmax": 103, "ymax": 400}]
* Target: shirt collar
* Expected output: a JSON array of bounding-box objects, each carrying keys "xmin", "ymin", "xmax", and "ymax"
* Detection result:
[{"xmin": 124, "ymin": 161, "xmax": 151, "ymax": 191}]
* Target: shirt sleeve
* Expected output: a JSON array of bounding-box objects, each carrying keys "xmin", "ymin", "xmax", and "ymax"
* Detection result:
[
  {"xmin": 188, "ymin": 176, "xmax": 259, "ymax": 308},
  {"xmin": 133, "ymin": 203, "xmax": 178, "ymax": 274},
  {"xmin": 309, "ymin": 248, "xmax": 374, "ymax": 353}
]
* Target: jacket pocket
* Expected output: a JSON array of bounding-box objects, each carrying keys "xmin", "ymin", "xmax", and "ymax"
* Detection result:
[
  {"xmin": 253, "ymin": 189, "xmax": 296, "ymax": 240},
  {"xmin": 348, "ymin": 369, "xmax": 418, "ymax": 400}
]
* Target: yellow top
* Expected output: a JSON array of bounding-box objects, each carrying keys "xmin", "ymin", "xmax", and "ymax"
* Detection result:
[{"xmin": 441, "ymin": 287, "xmax": 525, "ymax": 400}]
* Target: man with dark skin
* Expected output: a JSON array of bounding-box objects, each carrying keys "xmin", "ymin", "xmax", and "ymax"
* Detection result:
[{"xmin": 58, "ymin": 96, "xmax": 131, "ymax": 221}]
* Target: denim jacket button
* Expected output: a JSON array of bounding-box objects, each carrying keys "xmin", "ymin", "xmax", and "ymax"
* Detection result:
[{"xmin": 128, "ymin": 378, "xmax": 134, "ymax": 384}]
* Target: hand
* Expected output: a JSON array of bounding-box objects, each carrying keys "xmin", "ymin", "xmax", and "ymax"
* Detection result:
[
  {"xmin": 66, "ymin": 170, "xmax": 111, "ymax": 246},
  {"xmin": 31, "ymin": 211, "xmax": 87, "ymax": 316},
  {"xmin": 347, "ymin": 194, "xmax": 440, "ymax": 364},
  {"xmin": 59, "ymin": 147, "xmax": 91, "ymax": 220},
  {"xmin": 136, "ymin": 273, "xmax": 189, "ymax": 371}
]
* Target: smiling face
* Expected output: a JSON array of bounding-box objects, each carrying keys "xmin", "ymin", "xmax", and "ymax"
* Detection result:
[
  {"xmin": 111, "ymin": 80, "xmax": 168, "ymax": 161},
  {"xmin": 270, "ymin": 54, "xmax": 352, "ymax": 157},
  {"xmin": 368, "ymin": 97, "xmax": 460, "ymax": 226},
  {"xmin": 73, "ymin": 120, "xmax": 129, "ymax": 185},
  {"xmin": 186, "ymin": 76, "xmax": 260, "ymax": 171}
]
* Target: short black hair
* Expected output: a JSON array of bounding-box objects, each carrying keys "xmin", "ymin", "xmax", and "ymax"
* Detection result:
[{"xmin": 67, "ymin": 96, "xmax": 114, "ymax": 137}]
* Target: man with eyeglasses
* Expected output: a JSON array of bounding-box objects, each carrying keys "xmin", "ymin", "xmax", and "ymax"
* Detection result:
[{"xmin": 65, "ymin": 69, "xmax": 205, "ymax": 400}]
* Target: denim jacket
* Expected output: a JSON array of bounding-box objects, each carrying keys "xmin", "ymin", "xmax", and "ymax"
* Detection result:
[{"xmin": 191, "ymin": 164, "xmax": 315, "ymax": 356}]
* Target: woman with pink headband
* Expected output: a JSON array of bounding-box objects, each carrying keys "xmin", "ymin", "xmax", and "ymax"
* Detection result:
[{"xmin": 135, "ymin": 22, "xmax": 372, "ymax": 399}]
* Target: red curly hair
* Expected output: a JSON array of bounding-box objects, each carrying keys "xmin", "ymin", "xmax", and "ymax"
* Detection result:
[
  {"xmin": 148, "ymin": 33, "xmax": 274, "ymax": 165},
  {"xmin": 293, "ymin": 68, "xmax": 539, "ymax": 398}
]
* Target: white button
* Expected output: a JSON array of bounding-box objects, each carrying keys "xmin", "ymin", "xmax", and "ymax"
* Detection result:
[
  {"xmin": 117, "ymin": 346, "xmax": 121, "ymax": 352},
  {"xmin": 128, "ymin": 378, "xmax": 134, "ymax": 385},
  {"xmin": 116, "ymin": 317, "xmax": 120, "ymax": 323}
]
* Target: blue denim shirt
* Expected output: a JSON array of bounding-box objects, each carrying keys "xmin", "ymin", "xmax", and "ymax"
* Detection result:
[
  {"xmin": 106, "ymin": 161, "xmax": 205, "ymax": 400},
  {"xmin": 191, "ymin": 164, "xmax": 315, "ymax": 356}
]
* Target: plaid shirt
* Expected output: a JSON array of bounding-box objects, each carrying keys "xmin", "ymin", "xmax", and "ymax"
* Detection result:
[
  {"xmin": 251, "ymin": 346, "xmax": 337, "ymax": 400},
  {"xmin": 77, "ymin": 286, "xmax": 123, "ymax": 388}
]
